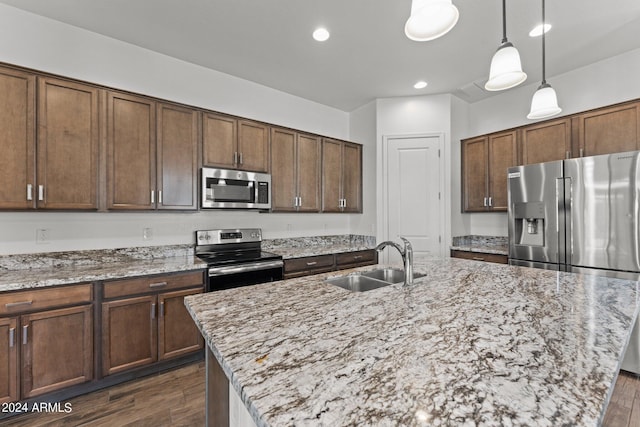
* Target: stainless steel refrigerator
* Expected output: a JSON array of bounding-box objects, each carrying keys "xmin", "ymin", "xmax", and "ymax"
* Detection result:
[{"xmin": 507, "ymin": 150, "xmax": 640, "ymax": 374}]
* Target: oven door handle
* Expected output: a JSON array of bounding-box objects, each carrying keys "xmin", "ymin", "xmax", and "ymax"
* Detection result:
[{"xmin": 208, "ymin": 260, "xmax": 284, "ymax": 277}]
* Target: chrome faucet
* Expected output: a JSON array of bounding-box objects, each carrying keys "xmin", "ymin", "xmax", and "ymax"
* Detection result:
[{"xmin": 375, "ymin": 237, "xmax": 414, "ymax": 286}]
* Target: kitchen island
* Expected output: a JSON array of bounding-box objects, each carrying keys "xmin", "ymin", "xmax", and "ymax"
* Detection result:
[{"xmin": 184, "ymin": 257, "xmax": 640, "ymax": 426}]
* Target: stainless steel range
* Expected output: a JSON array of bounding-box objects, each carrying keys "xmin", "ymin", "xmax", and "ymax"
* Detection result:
[{"xmin": 195, "ymin": 228, "xmax": 283, "ymax": 292}]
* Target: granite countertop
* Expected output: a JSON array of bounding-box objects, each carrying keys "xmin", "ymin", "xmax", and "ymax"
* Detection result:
[
  {"xmin": 0, "ymin": 246, "xmax": 207, "ymax": 292},
  {"xmin": 184, "ymin": 257, "xmax": 640, "ymax": 426},
  {"xmin": 267, "ymin": 243, "xmax": 375, "ymax": 259},
  {"xmin": 450, "ymin": 235, "xmax": 509, "ymax": 256},
  {"xmin": 263, "ymin": 235, "xmax": 376, "ymax": 259}
]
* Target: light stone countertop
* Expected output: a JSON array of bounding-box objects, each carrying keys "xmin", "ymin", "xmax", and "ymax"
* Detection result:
[
  {"xmin": 184, "ymin": 257, "xmax": 640, "ymax": 426},
  {"xmin": 0, "ymin": 256, "xmax": 207, "ymax": 292},
  {"xmin": 267, "ymin": 243, "xmax": 375, "ymax": 259},
  {"xmin": 449, "ymin": 244, "xmax": 508, "ymax": 256}
]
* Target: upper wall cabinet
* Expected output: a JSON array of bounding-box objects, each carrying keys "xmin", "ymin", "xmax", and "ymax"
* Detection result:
[
  {"xmin": 270, "ymin": 127, "xmax": 321, "ymax": 212},
  {"xmin": 521, "ymin": 118, "xmax": 571, "ymax": 164},
  {"xmin": 37, "ymin": 77, "xmax": 100, "ymax": 209},
  {"xmin": 156, "ymin": 102, "xmax": 199, "ymax": 210},
  {"xmin": 107, "ymin": 92, "xmax": 157, "ymax": 210},
  {"xmin": 0, "ymin": 66, "xmax": 35, "ymax": 209},
  {"xmin": 322, "ymin": 138, "xmax": 362, "ymax": 213},
  {"xmin": 462, "ymin": 131, "xmax": 517, "ymax": 212},
  {"xmin": 574, "ymin": 101, "xmax": 640, "ymax": 157},
  {"xmin": 202, "ymin": 113, "xmax": 269, "ymax": 173}
]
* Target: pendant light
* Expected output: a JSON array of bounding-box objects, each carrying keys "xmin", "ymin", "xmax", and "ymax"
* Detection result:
[
  {"xmin": 527, "ymin": 0, "xmax": 562, "ymax": 119},
  {"xmin": 485, "ymin": 0, "xmax": 527, "ymax": 91},
  {"xmin": 405, "ymin": 0, "xmax": 459, "ymax": 41}
]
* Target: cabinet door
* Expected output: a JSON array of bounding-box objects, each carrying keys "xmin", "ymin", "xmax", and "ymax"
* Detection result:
[
  {"xmin": 461, "ymin": 136, "xmax": 488, "ymax": 212},
  {"xmin": 322, "ymin": 138, "xmax": 343, "ymax": 213},
  {"xmin": 37, "ymin": 77, "xmax": 99, "ymax": 209},
  {"xmin": 107, "ymin": 92, "xmax": 156, "ymax": 210},
  {"xmin": 202, "ymin": 112, "xmax": 236, "ymax": 169},
  {"xmin": 270, "ymin": 127, "xmax": 297, "ymax": 212},
  {"xmin": 576, "ymin": 102, "xmax": 640, "ymax": 156},
  {"xmin": 21, "ymin": 305, "xmax": 93, "ymax": 398},
  {"xmin": 102, "ymin": 295, "xmax": 157, "ymax": 376},
  {"xmin": 487, "ymin": 131, "xmax": 517, "ymax": 211},
  {"xmin": 158, "ymin": 288, "xmax": 204, "ymax": 361},
  {"xmin": 0, "ymin": 317, "xmax": 18, "ymax": 403},
  {"xmin": 238, "ymin": 120, "xmax": 270, "ymax": 172},
  {"xmin": 157, "ymin": 103, "xmax": 199, "ymax": 210},
  {"xmin": 342, "ymin": 142, "xmax": 362, "ymax": 213},
  {"xmin": 297, "ymin": 134, "xmax": 321, "ymax": 212},
  {"xmin": 521, "ymin": 118, "xmax": 571, "ymax": 164},
  {"xmin": 0, "ymin": 66, "xmax": 36, "ymax": 209}
]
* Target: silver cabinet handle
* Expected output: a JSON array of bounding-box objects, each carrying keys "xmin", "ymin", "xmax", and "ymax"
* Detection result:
[
  {"xmin": 5, "ymin": 300, "xmax": 33, "ymax": 309},
  {"xmin": 298, "ymin": 196, "xmax": 302, "ymax": 207},
  {"xmin": 38, "ymin": 185, "xmax": 44, "ymax": 201},
  {"xmin": 579, "ymin": 148, "xmax": 584, "ymax": 157},
  {"xmin": 239, "ymin": 152, "xmax": 243, "ymax": 165},
  {"xmin": 566, "ymin": 151, "xmax": 570, "ymax": 159},
  {"xmin": 159, "ymin": 190, "xmax": 163, "ymax": 205},
  {"xmin": 293, "ymin": 197, "xmax": 298, "ymax": 207},
  {"xmin": 27, "ymin": 184, "xmax": 33, "ymax": 201},
  {"xmin": 151, "ymin": 303, "xmax": 156, "ymax": 320},
  {"xmin": 151, "ymin": 190, "xmax": 155, "ymax": 204},
  {"xmin": 483, "ymin": 197, "xmax": 488, "ymax": 207},
  {"xmin": 9, "ymin": 327, "xmax": 15, "ymax": 348},
  {"xmin": 159, "ymin": 302, "xmax": 165, "ymax": 317},
  {"xmin": 22, "ymin": 325, "xmax": 28, "ymax": 345},
  {"xmin": 149, "ymin": 282, "xmax": 167, "ymax": 288},
  {"xmin": 233, "ymin": 152, "xmax": 238, "ymax": 165},
  {"xmin": 306, "ymin": 261, "xmax": 318, "ymax": 266},
  {"xmin": 472, "ymin": 257, "xmax": 485, "ymax": 261},
  {"xmin": 343, "ymin": 198, "xmax": 347, "ymax": 209},
  {"xmin": 353, "ymin": 255, "xmax": 363, "ymax": 260},
  {"xmin": 488, "ymin": 197, "xmax": 493, "ymax": 207}
]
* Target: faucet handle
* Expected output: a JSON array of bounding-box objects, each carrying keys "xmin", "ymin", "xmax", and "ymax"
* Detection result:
[{"xmin": 399, "ymin": 236, "xmax": 412, "ymax": 249}]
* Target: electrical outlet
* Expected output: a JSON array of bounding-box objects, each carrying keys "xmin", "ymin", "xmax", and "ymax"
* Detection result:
[
  {"xmin": 143, "ymin": 227, "xmax": 153, "ymax": 240},
  {"xmin": 36, "ymin": 228, "xmax": 50, "ymax": 244}
]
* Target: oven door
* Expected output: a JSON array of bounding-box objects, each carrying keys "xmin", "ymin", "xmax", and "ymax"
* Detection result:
[
  {"xmin": 207, "ymin": 260, "xmax": 283, "ymax": 291},
  {"xmin": 201, "ymin": 167, "xmax": 271, "ymax": 210}
]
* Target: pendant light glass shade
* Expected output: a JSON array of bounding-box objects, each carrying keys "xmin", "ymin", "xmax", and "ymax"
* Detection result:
[
  {"xmin": 527, "ymin": 83, "xmax": 561, "ymax": 119},
  {"xmin": 405, "ymin": 0, "xmax": 459, "ymax": 41},
  {"xmin": 484, "ymin": 0, "xmax": 527, "ymax": 91},
  {"xmin": 485, "ymin": 42, "xmax": 527, "ymax": 91}
]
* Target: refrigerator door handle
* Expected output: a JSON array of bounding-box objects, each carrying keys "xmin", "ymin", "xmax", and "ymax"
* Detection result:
[
  {"xmin": 557, "ymin": 177, "xmax": 568, "ymax": 267},
  {"xmin": 564, "ymin": 177, "xmax": 572, "ymax": 268}
]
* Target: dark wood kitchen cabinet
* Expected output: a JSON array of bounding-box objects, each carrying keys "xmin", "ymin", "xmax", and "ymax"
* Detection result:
[
  {"xmin": 462, "ymin": 130, "xmax": 517, "ymax": 212},
  {"xmin": 101, "ymin": 271, "xmax": 204, "ymax": 376},
  {"xmin": 107, "ymin": 91, "xmax": 156, "ymax": 210},
  {"xmin": 270, "ymin": 127, "xmax": 321, "ymax": 212},
  {"xmin": 574, "ymin": 101, "xmax": 640, "ymax": 157},
  {"xmin": 0, "ymin": 66, "xmax": 36, "ymax": 210},
  {"xmin": 202, "ymin": 112, "xmax": 269, "ymax": 172},
  {"xmin": 156, "ymin": 102, "xmax": 199, "ymax": 210},
  {"xmin": 0, "ymin": 283, "xmax": 93, "ymax": 402},
  {"xmin": 450, "ymin": 249, "xmax": 508, "ymax": 264},
  {"xmin": 521, "ymin": 118, "xmax": 572, "ymax": 164},
  {"xmin": 322, "ymin": 138, "xmax": 362, "ymax": 213}
]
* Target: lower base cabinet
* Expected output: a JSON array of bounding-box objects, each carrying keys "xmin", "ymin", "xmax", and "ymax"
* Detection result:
[
  {"xmin": 450, "ymin": 249, "xmax": 508, "ymax": 264},
  {"xmin": 0, "ymin": 284, "xmax": 93, "ymax": 403},
  {"xmin": 101, "ymin": 271, "xmax": 204, "ymax": 376},
  {"xmin": 283, "ymin": 250, "xmax": 378, "ymax": 279}
]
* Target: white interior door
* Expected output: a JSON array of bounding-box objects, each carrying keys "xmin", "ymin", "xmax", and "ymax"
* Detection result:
[{"xmin": 384, "ymin": 135, "xmax": 444, "ymax": 263}]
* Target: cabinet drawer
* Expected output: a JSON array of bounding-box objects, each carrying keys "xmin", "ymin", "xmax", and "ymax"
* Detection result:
[
  {"xmin": 103, "ymin": 271, "xmax": 204, "ymax": 299},
  {"xmin": 335, "ymin": 250, "xmax": 376, "ymax": 267},
  {"xmin": 0, "ymin": 284, "xmax": 92, "ymax": 316},
  {"xmin": 450, "ymin": 250, "xmax": 508, "ymax": 264},
  {"xmin": 284, "ymin": 255, "xmax": 335, "ymax": 276}
]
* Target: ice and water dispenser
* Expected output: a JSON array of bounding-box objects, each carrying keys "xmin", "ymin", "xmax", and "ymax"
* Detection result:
[{"xmin": 513, "ymin": 201, "xmax": 545, "ymax": 246}]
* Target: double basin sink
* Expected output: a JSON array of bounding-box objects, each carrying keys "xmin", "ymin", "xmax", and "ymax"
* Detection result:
[{"xmin": 325, "ymin": 268, "xmax": 425, "ymax": 292}]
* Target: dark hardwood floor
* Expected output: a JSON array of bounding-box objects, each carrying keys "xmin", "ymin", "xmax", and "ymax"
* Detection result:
[{"xmin": 3, "ymin": 363, "xmax": 639, "ymax": 426}]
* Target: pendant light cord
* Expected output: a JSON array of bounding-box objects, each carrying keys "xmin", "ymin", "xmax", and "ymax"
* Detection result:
[
  {"xmin": 541, "ymin": 0, "xmax": 547, "ymax": 84},
  {"xmin": 501, "ymin": 0, "xmax": 508, "ymax": 43}
]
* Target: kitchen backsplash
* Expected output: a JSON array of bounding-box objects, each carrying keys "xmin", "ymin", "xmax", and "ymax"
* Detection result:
[{"xmin": 452, "ymin": 235, "xmax": 508, "ymax": 247}]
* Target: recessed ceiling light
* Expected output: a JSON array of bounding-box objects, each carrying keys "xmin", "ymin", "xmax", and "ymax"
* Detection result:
[
  {"xmin": 529, "ymin": 23, "xmax": 551, "ymax": 37},
  {"xmin": 414, "ymin": 81, "xmax": 428, "ymax": 89},
  {"xmin": 312, "ymin": 28, "xmax": 330, "ymax": 42}
]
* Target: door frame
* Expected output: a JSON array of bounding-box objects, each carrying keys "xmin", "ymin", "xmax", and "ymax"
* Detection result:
[{"xmin": 380, "ymin": 133, "xmax": 447, "ymax": 259}]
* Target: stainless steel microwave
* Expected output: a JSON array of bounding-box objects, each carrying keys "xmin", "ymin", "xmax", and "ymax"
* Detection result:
[{"xmin": 201, "ymin": 167, "xmax": 271, "ymax": 210}]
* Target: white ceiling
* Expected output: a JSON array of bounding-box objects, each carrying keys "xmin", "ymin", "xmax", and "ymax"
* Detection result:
[{"xmin": 2, "ymin": 0, "xmax": 640, "ymax": 112}]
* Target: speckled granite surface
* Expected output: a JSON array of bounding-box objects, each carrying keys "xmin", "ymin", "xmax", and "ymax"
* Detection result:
[
  {"xmin": 263, "ymin": 235, "xmax": 376, "ymax": 259},
  {"xmin": 184, "ymin": 257, "xmax": 640, "ymax": 426},
  {"xmin": 0, "ymin": 245, "xmax": 206, "ymax": 292},
  {"xmin": 450, "ymin": 235, "xmax": 509, "ymax": 255}
]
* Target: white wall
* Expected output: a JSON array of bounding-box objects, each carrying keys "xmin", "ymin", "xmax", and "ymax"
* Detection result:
[
  {"xmin": 462, "ymin": 47, "xmax": 640, "ymax": 237},
  {"xmin": 348, "ymin": 101, "xmax": 377, "ymax": 237},
  {"xmin": 0, "ymin": 4, "xmax": 359, "ymax": 255}
]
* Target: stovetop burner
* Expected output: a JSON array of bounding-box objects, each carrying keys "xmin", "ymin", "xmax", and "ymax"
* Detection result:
[
  {"xmin": 194, "ymin": 228, "xmax": 282, "ymax": 267},
  {"xmin": 195, "ymin": 249, "xmax": 282, "ymax": 266}
]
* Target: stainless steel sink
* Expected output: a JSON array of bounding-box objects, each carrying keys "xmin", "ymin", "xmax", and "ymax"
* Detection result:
[
  {"xmin": 325, "ymin": 268, "xmax": 425, "ymax": 292},
  {"xmin": 325, "ymin": 274, "xmax": 393, "ymax": 292}
]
